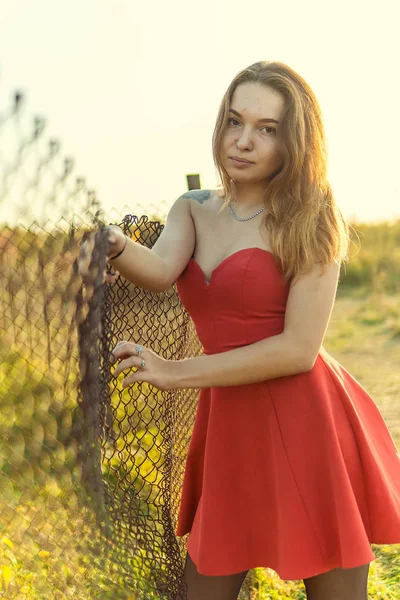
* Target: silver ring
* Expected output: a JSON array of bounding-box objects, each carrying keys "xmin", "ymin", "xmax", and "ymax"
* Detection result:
[{"xmin": 136, "ymin": 344, "xmax": 145, "ymax": 367}]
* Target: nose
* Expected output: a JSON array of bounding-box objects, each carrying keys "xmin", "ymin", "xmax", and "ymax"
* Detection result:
[{"xmin": 235, "ymin": 128, "xmax": 253, "ymax": 150}]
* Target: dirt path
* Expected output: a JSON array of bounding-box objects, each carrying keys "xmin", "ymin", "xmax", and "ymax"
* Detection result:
[{"xmin": 325, "ymin": 294, "xmax": 400, "ymax": 449}]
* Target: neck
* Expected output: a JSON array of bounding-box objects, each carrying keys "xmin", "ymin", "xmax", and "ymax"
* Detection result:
[{"xmin": 230, "ymin": 180, "xmax": 269, "ymax": 211}]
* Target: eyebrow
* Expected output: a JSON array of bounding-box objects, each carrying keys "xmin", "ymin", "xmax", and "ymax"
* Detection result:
[{"xmin": 229, "ymin": 108, "xmax": 279, "ymax": 124}]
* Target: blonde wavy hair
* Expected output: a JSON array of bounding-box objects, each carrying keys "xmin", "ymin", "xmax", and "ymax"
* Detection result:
[{"xmin": 212, "ymin": 60, "xmax": 352, "ymax": 285}]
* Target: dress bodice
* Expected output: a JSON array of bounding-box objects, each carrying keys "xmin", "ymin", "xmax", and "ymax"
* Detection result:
[{"xmin": 176, "ymin": 247, "xmax": 291, "ymax": 355}]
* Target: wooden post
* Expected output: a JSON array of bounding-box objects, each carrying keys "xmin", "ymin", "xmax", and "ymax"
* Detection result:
[{"xmin": 186, "ymin": 174, "xmax": 201, "ymax": 190}]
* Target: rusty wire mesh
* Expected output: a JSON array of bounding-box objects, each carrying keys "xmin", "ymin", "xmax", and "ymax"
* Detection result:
[{"xmin": 0, "ymin": 90, "xmax": 259, "ymax": 598}]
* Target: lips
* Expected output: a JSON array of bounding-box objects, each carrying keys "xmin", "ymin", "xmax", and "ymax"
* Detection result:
[{"xmin": 230, "ymin": 156, "xmax": 253, "ymax": 164}]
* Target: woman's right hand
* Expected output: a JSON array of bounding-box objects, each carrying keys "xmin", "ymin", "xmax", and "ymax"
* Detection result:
[{"xmin": 78, "ymin": 225, "xmax": 126, "ymax": 285}]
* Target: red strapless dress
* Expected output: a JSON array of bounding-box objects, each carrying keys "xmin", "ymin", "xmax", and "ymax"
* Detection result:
[{"xmin": 175, "ymin": 247, "xmax": 400, "ymax": 580}]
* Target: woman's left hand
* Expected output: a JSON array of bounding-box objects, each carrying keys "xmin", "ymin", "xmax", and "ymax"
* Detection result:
[{"xmin": 110, "ymin": 341, "xmax": 176, "ymax": 391}]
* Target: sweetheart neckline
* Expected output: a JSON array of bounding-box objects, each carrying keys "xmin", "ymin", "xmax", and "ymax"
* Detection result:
[{"xmin": 190, "ymin": 247, "xmax": 274, "ymax": 285}]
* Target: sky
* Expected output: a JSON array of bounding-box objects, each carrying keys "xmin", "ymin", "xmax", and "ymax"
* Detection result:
[{"xmin": 0, "ymin": 0, "xmax": 399, "ymax": 225}]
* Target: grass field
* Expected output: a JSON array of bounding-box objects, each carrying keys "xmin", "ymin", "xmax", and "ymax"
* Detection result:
[
  {"xmin": 1, "ymin": 218, "xmax": 400, "ymax": 598},
  {"xmin": 1, "ymin": 289, "xmax": 399, "ymax": 599}
]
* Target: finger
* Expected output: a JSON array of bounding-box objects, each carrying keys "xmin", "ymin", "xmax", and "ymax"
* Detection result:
[
  {"xmin": 78, "ymin": 236, "xmax": 96, "ymax": 277},
  {"xmin": 122, "ymin": 374, "xmax": 139, "ymax": 389},
  {"xmin": 112, "ymin": 340, "xmax": 135, "ymax": 352},
  {"xmin": 104, "ymin": 273, "xmax": 117, "ymax": 284},
  {"xmin": 109, "ymin": 342, "xmax": 136, "ymax": 363},
  {"xmin": 78, "ymin": 253, "xmax": 91, "ymax": 277},
  {"xmin": 113, "ymin": 356, "xmax": 139, "ymax": 378},
  {"xmin": 79, "ymin": 233, "xmax": 95, "ymax": 259}
]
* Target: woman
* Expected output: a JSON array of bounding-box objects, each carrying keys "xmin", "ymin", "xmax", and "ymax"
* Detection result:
[{"xmin": 80, "ymin": 61, "xmax": 400, "ymax": 600}]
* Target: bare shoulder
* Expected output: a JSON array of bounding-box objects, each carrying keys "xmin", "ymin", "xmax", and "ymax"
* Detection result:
[{"xmin": 179, "ymin": 189, "xmax": 219, "ymax": 216}]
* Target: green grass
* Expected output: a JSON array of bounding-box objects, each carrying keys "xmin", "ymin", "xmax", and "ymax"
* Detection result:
[
  {"xmin": 1, "ymin": 289, "xmax": 399, "ymax": 598},
  {"xmin": 1, "ymin": 218, "xmax": 400, "ymax": 598}
]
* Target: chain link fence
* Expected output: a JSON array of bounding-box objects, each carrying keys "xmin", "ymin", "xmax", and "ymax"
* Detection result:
[{"xmin": 0, "ymin": 89, "xmax": 259, "ymax": 598}]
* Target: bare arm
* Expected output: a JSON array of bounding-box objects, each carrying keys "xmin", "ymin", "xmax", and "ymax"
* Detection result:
[
  {"xmin": 170, "ymin": 259, "xmax": 340, "ymax": 388},
  {"xmin": 171, "ymin": 332, "xmax": 309, "ymax": 388},
  {"xmin": 110, "ymin": 191, "xmax": 196, "ymax": 293},
  {"xmin": 109, "ymin": 237, "xmax": 170, "ymax": 293}
]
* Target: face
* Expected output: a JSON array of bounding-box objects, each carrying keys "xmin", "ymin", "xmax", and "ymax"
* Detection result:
[{"xmin": 221, "ymin": 82, "xmax": 285, "ymax": 184}]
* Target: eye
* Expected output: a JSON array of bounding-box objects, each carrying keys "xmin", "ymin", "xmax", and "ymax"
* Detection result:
[
  {"xmin": 261, "ymin": 125, "xmax": 277, "ymax": 135},
  {"xmin": 228, "ymin": 118, "xmax": 276, "ymax": 135}
]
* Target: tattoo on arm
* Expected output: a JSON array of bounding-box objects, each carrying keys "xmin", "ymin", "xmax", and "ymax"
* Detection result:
[{"xmin": 180, "ymin": 190, "xmax": 211, "ymax": 204}]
